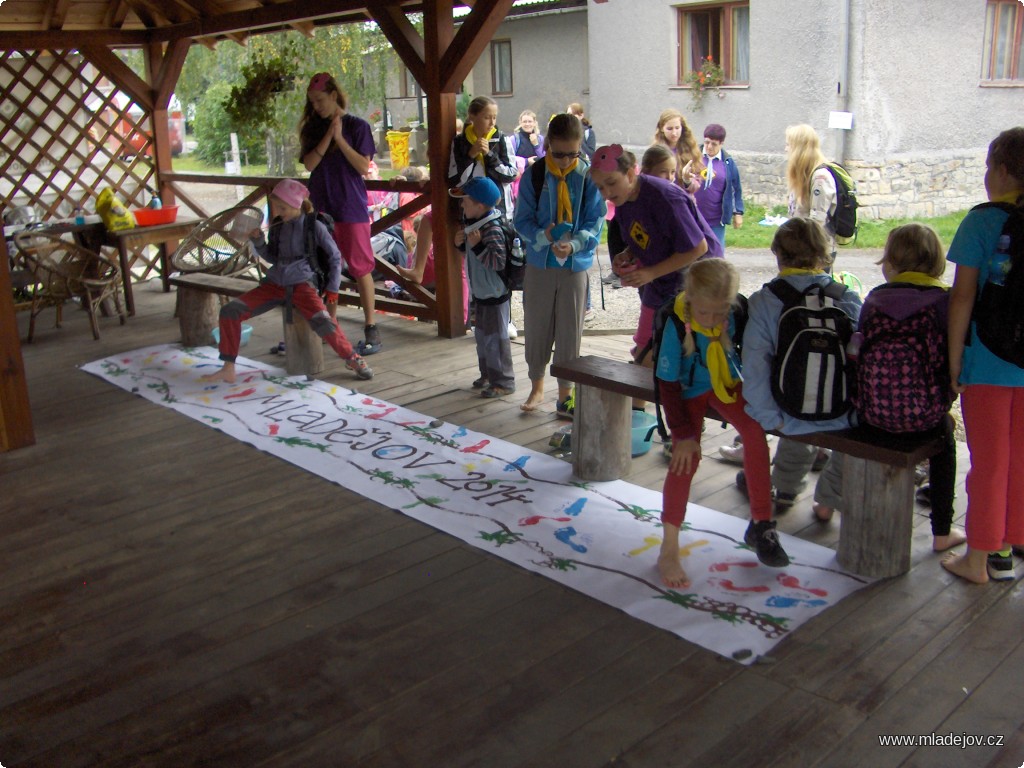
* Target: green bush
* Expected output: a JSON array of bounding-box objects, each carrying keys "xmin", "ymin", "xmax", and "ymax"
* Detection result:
[{"xmin": 193, "ymin": 83, "xmax": 266, "ymax": 167}]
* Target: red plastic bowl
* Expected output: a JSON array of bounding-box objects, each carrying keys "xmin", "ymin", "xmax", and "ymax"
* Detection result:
[{"xmin": 133, "ymin": 206, "xmax": 179, "ymax": 226}]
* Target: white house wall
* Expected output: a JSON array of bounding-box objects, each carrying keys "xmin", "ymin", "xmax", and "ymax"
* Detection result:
[
  {"xmin": 467, "ymin": 7, "xmax": 590, "ymax": 136},
  {"xmin": 588, "ymin": 0, "xmax": 1022, "ymax": 217}
]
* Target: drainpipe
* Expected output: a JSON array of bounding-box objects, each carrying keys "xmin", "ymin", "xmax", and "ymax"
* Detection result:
[{"xmin": 835, "ymin": 0, "xmax": 853, "ymax": 163}]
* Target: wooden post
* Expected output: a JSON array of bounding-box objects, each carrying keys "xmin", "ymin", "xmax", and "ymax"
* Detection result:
[
  {"xmin": 837, "ymin": 455, "xmax": 915, "ymax": 578},
  {"xmin": 572, "ymin": 386, "xmax": 632, "ymax": 481},
  {"xmin": 0, "ymin": 236, "xmax": 35, "ymax": 451},
  {"xmin": 176, "ymin": 287, "xmax": 219, "ymax": 346},
  {"xmin": 283, "ymin": 313, "xmax": 324, "ymax": 377}
]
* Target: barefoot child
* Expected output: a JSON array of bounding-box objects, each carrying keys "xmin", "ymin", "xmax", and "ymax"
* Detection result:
[
  {"xmin": 202, "ymin": 179, "xmax": 372, "ymax": 384},
  {"xmin": 656, "ymin": 260, "xmax": 789, "ymax": 588},
  {"xmin": 854, "ymin": 223, "xmax": 964, "ymax": 552},
  {"xmin": 452, "ymin": 177, "xmax": 516, "ymax": 399},
  {"xmin": 513, "ymin": 114, "xmax": 606, "ymax": 414},
  {"xmin": 943, "ymin": 126, "xmax": 1024, "ymax": 584}
]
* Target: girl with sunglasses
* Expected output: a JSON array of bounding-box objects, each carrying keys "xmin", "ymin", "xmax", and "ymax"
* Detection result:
[{"xmin": 513, "ymin": 114, "xmax": 607, "ymax": 415}]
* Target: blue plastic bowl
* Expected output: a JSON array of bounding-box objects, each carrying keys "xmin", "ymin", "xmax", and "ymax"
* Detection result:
[
  {"xmin": 211, "ymin": 324, "xmax": 252, "ymax": 346},
  {"xmin": 631, "ymin": 410, "xmax": 658, "ymax": 456}
]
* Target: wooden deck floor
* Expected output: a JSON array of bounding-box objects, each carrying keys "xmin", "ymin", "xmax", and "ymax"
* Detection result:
[{"xmin": 2, "ymin": 280, "xmax": 1022, "ymax": 768}]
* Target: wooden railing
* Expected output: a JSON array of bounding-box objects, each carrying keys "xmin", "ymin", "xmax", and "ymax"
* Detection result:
[{"xmin": 160, "ymin": 172, "xmax": 442, "ymax": 324}]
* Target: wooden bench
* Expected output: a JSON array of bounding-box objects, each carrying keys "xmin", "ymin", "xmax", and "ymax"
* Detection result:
[
  {"xmin": 168, "ymin": 273, "xmax": 323, "ymax": 376},
  {"xmin": 551, "ymin": 355, "xmax": 948, "ymax": 579}
]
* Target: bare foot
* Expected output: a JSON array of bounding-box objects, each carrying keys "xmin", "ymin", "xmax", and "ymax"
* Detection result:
[
  {"xmin": 200, "ymin": 364, "xmax": 236, "ymax": 384},
  {"xmin": 813, "ymin": 503, "xmax": 834, "ymax": 522},
  {"xmin": 657, "ymin": 554, "xmax": 691, "ymax": 589},
  {"xmin": 520, "ymin": 381, "xmax": 545, "ymax": 412},
  {"xmin": 396, "ymin": 265, "xmax": 423, "ymax": 284},
  {"xmin": 933, "ymin": 527, "xmax": 967, "ymax": 552},
  {"xmin": 941, "ymin": 550, "xmax": 989, "ymax": 584}
]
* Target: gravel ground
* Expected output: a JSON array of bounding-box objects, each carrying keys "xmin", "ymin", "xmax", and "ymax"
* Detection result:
[{"xmin": 530, "ymin": 246, "xmax": 893, "ymax": 335}]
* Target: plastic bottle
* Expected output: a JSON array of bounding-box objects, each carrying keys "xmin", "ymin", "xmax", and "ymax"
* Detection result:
[
  {"xmin": 511, "ymin": 236, "xmax": 525, "ymax": 263},
  {"xmin": 991, "ymin": 234, "xmax": 1011, "ymax": 286},
  {"xmin": 73, "ymin": 206, "xmax": 85, "ymax": 226},
  {"xmin": 148, "ymin": 193, "xmax": 162, "ymax": 210},
  {"xmin": 846, "ymin": 331, "xmax": 864, "ymax": 361}
]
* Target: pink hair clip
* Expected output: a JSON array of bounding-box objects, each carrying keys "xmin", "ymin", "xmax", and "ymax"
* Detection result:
[
  {"xmin": 308, "ymin": 72, "xmax": 331, "ymax": 92},
  {"xmin": 591, "ymin": 144, "xmax": 623, "ymax": 173}
]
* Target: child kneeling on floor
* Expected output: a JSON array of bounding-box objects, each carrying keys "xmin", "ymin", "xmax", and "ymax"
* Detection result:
[
  {"xmin": 656, "ymin": 259, "xmax": 789, "ymax": 589},
  {"xmin": 202, "ymin": 178, "xmax": 372, "ymax": 383},
  {"xmin": 452, "ymin": 177, "xmax": 517, "ymax": 398}
]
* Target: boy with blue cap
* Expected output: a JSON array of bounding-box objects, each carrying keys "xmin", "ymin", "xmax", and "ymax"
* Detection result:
[{"xmin": 452, "ymin": 176, "xmax": 517, "ymax": 398}]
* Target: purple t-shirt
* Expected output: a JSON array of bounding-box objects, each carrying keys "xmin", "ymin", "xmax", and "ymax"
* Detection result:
[
  {"xmin": 694, "ymin": 155, "xmax": 727, "ymax": 228},
  {"xmin": 307, "ymin": 113, "xmax": 376, "ymax": 224},
  {"xmin": 614, "ymin": 174, "xmax": 722, "ymax": 308}
]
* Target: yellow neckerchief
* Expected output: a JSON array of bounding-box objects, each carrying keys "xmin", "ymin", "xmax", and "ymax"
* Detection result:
[
  {"xmin": 890, "ymin": 271, "xmax": 948, "ymax": 290},
  {"xmin": 544, "ymin": 155, "xmax": 578, "ymax": 224},
  {"xmin": 674, "ymin": 292, "xmax": 738, "ymax": 404},
  {"xmin": 991, "ymin": 191, "xmax": 1023, "ymax": 205},
  {"xmin": 778, "ymin": 267, "xmax": 826, "ymax": 277},
  {"xmin": 464, "ymin": 123, "xmax": 497, "ymax": 167}
]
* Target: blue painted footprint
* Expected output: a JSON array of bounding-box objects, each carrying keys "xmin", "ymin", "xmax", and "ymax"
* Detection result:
[
  {"xmin": 554, "ymin": 526, "xmax": 589, "ymax": 553},
  {"xmin": 765, "ymin": 596, "xmax": 828, "ymax": 608}
]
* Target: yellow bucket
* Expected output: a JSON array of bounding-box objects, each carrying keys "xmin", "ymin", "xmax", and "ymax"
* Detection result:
[{"xmin": 386, "ymin": 130, "xmax": 410, "ymax": 169}]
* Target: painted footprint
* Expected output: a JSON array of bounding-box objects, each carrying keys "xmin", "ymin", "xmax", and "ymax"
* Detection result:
[
  {"xmin": 554, "ymin": 526, "xmax": 589, "ymax": 553},
  {"xmin": 778, "ymin": 574, "xmax": 829, "ymax": 597},
  {"xmin": 766, "ymin": 596, "xmax": 828, "ymax": 608}
]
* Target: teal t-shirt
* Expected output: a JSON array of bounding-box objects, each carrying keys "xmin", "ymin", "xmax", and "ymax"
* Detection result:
[{"xmin": 948, "ymin": 204, "xmax": 1024, "ymax": 387}]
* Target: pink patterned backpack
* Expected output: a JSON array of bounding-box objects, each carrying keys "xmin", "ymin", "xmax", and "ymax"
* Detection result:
[{"xmin": 854, "ymin": 285, "xmax": 954, "ymax": 433}]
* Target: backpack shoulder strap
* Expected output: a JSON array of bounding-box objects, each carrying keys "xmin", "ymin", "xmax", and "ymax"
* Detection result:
[
  {"xmin": 821, "ymin": 280, "xmax": 848, "ymax": 302},
  {"xmin": 303, "ymin": 212, "xmax": 318, "ymax": 259},
  {"xmin": 530, "ymin": 159, "xmax": 545, "ymax": 200},
  {"xmin": 767, "ymin": 278, "xmax": 803, "ymax": 306}
]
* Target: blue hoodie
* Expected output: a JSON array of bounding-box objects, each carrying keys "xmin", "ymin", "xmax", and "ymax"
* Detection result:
[{"xmin": 512, "ymin": 161, "xmax": 606, "ymax": 273}]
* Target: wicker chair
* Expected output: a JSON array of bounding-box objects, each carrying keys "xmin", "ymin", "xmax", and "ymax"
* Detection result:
[
  {"xmin": 171, "ymin": 205, "xmax": 265, "ymax": 278},
  {"xmin": 13, "ymin": 230, "xmax": 126, "ymax": 342}
]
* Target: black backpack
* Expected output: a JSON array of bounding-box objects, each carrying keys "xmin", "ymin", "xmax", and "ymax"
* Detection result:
[
  {"xmin": 973, "ymin": 201, "xmax": 1024, "ymax": 368},
  {"xmin": 496, "ymin": 216, "xmax": 526, "ymax": 292},
  {"xmin": 644, "ymin": 291, "xmax": 749, "ymax": 443},
  {"xmin": 768, "ymin": 279, "xmax": 855, "ymax": 421},
  {"xmin": 268, "ymin": 211, "xmax": 334, "ymax": 294},
  {"xmin": 818, "ymin": 162, "xmax": 859, "ymax": 244}
]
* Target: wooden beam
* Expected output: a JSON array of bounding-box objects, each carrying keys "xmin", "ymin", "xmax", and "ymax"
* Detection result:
[
  {"xmin": 0, "ymin": 29, "xmax": 152, "ymax": 49},
  {"xmin": 366, "ymin": 2, "xmax": 425, "ymax": 87},
  {"xmin": 79, "ymin": 45, "xmax": 154, "ymax": 111},
  {"xmin": 440, "ymin": 0, "xmax": 515, "ymax": 93},
  {"xmin": 155, "ymin": 37, "xmax": 191, "ymax": 108},
  {"xmin": 148, "ymin": 0, "xmax": 411, "ymax": 43},
  {"xmin": 423, "ymin": 0, "xmax": 462, "ymax": 338},
  {"xmin": 43, "ymin": 0, "xmax": 74, "ymax": 31},
  {"xmin": 0, "ymin": 237, "xmax": 35, "ymax": 452}
]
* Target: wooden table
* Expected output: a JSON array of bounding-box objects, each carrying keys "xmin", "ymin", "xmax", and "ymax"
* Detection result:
[{"xmin": 104, "ymin": 219, "xmax": 199, "ymax": 316}]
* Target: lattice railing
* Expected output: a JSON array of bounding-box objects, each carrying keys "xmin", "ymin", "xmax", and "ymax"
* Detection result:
[{"xmin": 0, "ymin": 49, "xmax": 163, "ymax": 220}]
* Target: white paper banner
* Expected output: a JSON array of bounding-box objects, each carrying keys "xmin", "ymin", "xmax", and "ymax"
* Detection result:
[{"xmin": 83, "ymin": 345, "xmax": 872, "ymax": 664}]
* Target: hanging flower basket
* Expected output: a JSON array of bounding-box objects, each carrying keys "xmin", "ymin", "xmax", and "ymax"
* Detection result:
[{"xmin": 684, "ymin": 56, "xmax": 726, "ymax": 110}]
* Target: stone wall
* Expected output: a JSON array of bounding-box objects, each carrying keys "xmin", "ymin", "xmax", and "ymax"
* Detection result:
[{"xmin": 721, "ymin": 149, "xmax": 987, "ymax": 221}]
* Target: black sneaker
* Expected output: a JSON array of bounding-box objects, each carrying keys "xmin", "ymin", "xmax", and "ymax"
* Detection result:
[
  {"xmin": 987, "ymin": 552, "xmax": 1016, "ymax": 581},
  {"xmin": 736, "ymin": 470, "xmax": 794, "ymax": 515},
  {"xmin": 744, "ymin": 520, "xmax": 791, "ymax": 568}
]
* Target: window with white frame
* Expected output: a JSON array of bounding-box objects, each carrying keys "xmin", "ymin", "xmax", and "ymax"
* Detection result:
[
  {"xmin": 491, "ymin": 40, "xmax": 513, "ymax": 95},
  {"xmin": 982, "ymin": 0, "xmax": 1023, "ymax": 81},
  {"xmin": 677, "ymin": 2, "xmax": 750, "ymax": 85}
]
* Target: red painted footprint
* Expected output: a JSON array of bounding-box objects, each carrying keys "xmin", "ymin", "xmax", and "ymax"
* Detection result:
[
  {"xmin": 778, "ymin": 574, "xmax": 829, "ymax": 597},
  {"xmin": 519, "ymin": 515, "xmax": 572, "ymax": 526},
  {"xmin": 709, "ymin": 560, "xmax": 759, "ymax": 572},
  {"xmin": 709, "ymin": 577, "xmax": 770, "ymax": 593}
]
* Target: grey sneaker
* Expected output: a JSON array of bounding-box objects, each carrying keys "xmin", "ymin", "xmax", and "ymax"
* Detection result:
[{"xmin": 345, "ymin": 353, "xmax": 373, "ymax": 380}]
